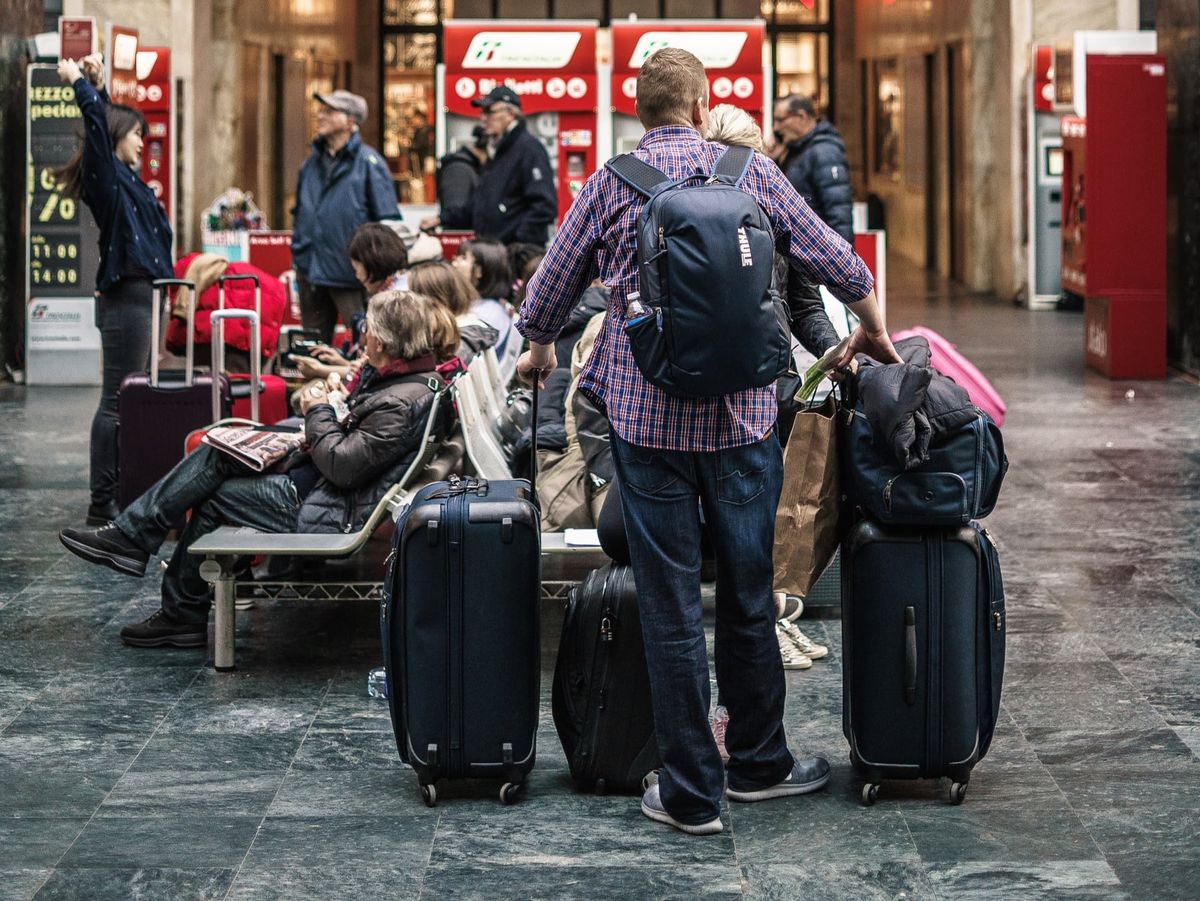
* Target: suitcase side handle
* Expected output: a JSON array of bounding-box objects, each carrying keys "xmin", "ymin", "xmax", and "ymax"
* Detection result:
[
  {"xmin": 904, "ymin": 605, "xmax": 917, "ymax": 706},
  {"xmin": 152, "ymin": 278, "xmax": 197, "ymax": 387},
  {"xmin": 211, "ymin": 310, "xmax": 261, "ymax": 423}
]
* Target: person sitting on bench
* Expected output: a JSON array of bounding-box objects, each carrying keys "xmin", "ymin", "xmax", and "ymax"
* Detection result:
[{"xmin": 58, "ymin": 290, "xmax": 454, "ymax": 649}]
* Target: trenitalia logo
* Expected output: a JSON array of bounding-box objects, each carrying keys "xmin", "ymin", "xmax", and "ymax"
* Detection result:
[
  {"xmin": 462, "ymin": 32, "xmax": 582, "ymax": 69},
  {"xmin": 628, "ymin": 32, "xmax": 749, "ymax": 69}
]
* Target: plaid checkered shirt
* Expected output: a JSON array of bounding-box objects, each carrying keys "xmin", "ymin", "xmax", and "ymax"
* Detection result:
[{"xmin": 515, "ymin": 125, "xmax": 874, "ymax": 452}]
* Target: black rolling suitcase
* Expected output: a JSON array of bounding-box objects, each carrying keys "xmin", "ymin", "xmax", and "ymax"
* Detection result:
[
  {"xmin": 117, "ymin": 278, "xmax": 230, "ymax": 509},
  {"xmin": 382, "ymin": 379, "xmax": 541, "ymax": 807},
  {"xmin": 842, "ymin": 519, "xmax": 1005, "ymax": 807},
  {"xmin": 552, "ymin": 564, "xmax": 660, "ymax": 794}
]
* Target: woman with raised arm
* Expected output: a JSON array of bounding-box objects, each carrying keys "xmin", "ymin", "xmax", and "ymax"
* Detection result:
[{"xmin": 55, "ymin": 54, "xmax": 174, "ymax": 526}]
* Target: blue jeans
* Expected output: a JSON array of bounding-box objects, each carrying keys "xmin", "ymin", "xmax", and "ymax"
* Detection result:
[
  {"xmin": 115, "ymin": 445, "xmax": 300, "ymax": 623},
  {"xmin": 611, "ymin": 431, "xmax": 794, "ymax": 825},
  {"xmin": 91, "ymin": 278, "xmax": 154, "ymax": 506}
]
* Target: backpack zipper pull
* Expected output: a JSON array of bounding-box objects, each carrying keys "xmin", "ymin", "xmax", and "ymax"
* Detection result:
[
  {"xmin": 600, "ymin": 616, "xmax": 613, "ymax": 642},
  {"xmin": 883, "ymin": 478, "xmax": 894, "ymax": 512},
  {"xmin": 657, "ymin": 226, "xmax": 665, "ymax": 251}
]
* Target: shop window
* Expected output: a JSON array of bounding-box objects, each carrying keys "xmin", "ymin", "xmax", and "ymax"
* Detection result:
[
  {"xmin": 451, "ymin": 0, "xmax": 492, "ymax": 16},
  {"xmin": 498, "ymin": 0, "xmax": 547, "ymax": 17},
  {"xmin": 763, "ymin": 0, "xmax": 829, "ymax": 24},
  {"xmin": 775, "ymin": 33, "xmax": 828, "ymax": 110},
  {"xmin": 383, "ymin": 34, "xmax": 438, "ymax": 204},
  {"xmin": 557, "ymin": 0, "xmax": 605, "ymax": 18},
  {"xmin": 665, "ymin": 0, "xmax": 714, "ymax": 17},
  {"xmin": 383, "ymin": 0, "xmax": 439, "ymax": 26},
  {"xmin": 873, "ymin": 58, "xmax": 901, "ymax": 180},
  {"xmin": 611, "ymin": 0, "xmax": 659, "ymax": 21},
  {"xmin": 725, "ymin": 0, "xmax": 761, "ymax": 17}
]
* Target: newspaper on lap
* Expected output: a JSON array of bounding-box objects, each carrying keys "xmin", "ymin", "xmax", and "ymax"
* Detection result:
[{"xmin": 202, "ymin": 425, "xmax": 304, "ymax": 472}]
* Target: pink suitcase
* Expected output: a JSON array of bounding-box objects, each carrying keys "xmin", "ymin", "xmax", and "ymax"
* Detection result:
[{"xmin": 891, "ymin": 326, "xmax": 1007, "ymax": 427}]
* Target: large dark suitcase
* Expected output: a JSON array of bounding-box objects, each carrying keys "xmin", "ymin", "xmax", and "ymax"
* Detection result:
[
  {"xmin": 842, "ymin": 519, "xmax": 1005, "ymax": 807},
  {"xmin": 117, "ymin": 279, "xmax": 230, "ymax": 510},
  {"xmin": 552, "ymin": 564, "xmax": 660, "ymax": 794}
]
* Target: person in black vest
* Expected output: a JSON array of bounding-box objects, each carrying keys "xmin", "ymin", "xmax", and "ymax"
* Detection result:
[
  {"xmin": 468, "ymin": 86, "xmax": 558, "ymax": 247},
  {"xmin": 421, "ymin": 125, "xmax": 488, "ymax": 232},
  {"xmin": 771, "ymin": 94, "xmax": 854, "ymax": 244},
  {"xmin": 55, "ymin": 54, "xmax": 174, "ymax": 527}
]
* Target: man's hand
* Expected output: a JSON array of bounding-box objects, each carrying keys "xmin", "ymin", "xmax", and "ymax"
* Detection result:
[
  {"xmin": 516, "ymin": 344, "xmax": 557, "ymax": 388},
  {"xmin": 296, "ymin": 356, "xmax": 334, "ymax": 380},
  {"xmin": 833, "ymin": 326, "xmax": 903, "ymax": 369},
  {"xmin": 419, "ymin": 215, "xmax": 440, "ymax": 232},
  {"xmin": 297, "ymin": 381, "xmax": 330, "ymax": 415},
  {"xmin": 57, "ymin": 58, "xmax": 82, "ymax": 85}
]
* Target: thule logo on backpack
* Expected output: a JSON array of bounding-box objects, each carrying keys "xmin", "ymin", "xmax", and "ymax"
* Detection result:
[{"xmin": 736, "ymin": 227, "xmax": 753, "ymax": 267}]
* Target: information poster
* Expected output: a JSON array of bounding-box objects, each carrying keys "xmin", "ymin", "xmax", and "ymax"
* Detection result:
[{"xmin": 26, "ymin": 64, "xmax": 101, "ymax": 299}]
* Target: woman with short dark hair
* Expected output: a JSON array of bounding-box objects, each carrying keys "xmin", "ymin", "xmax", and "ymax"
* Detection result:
[
  {"xmin": 55, "ymin": 54, "xmax": 174, "ymax": 527},
  {"xmin": 347, "ymin": 222, "xmax": 409, "ymax": 294}
]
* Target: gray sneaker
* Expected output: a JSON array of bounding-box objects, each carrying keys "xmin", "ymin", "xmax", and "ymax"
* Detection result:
[
  {"xmin": 726, "ymin": 756, "xmax": 830, "ymax": 802},
  {"xmin": 640, "ymin": 784, "xmax": 723, "ymax": 835}
]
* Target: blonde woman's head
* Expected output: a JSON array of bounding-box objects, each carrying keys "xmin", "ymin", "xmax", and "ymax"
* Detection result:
[{"xmin": 706, "ymin": 104, "xmax": 764, "ymax": 152}]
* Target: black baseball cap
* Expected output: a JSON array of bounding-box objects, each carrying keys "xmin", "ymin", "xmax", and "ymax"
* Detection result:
[{"xmin": 472, "ymin": 85, "xmax": 522, "ymax": 111}]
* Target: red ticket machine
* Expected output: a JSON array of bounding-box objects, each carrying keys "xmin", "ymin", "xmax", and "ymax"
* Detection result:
[
  {"xmin": 135, "ymin": 48, "xmax": 172, "ymax": 228},
  {"xmin": 1060, "ymin": 53, "xmax": 1167, "ymax": 378},
  {"xmin": 610, "ymin": 20, "xmax": 767, "ymax": 155},
  {"xmin": 439, "ymin": 20, "xmax": 600, "ymax": 225}
]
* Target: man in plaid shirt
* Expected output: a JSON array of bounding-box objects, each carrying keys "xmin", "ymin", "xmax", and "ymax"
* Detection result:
[{"xmin": 516, "ymin": 49, "xmax": 900, "ymax": 835}]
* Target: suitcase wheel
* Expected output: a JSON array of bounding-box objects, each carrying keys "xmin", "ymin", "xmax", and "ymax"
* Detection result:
[
  {"xmin": 949, "ymin": 781, "xmax": 968, "ymax": 805},
  {"xmin": 861, "ymin": 783, "xmax": 880, "ymax": 807},
  {"xmin": 594, "ymin": 778, "xmax": 607, "ymax": 796},
  {"xmin": 420, "ymin": 784, "xmax": 438, "ymax": 808},
  {"xmin": 500, "ymin": 782, "xmax": 523, "ymax": 805}
]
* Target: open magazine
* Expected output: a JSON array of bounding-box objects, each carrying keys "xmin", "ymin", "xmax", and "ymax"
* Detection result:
[
  {"xmin": 794, "ymin": 334, "xmax": 853, "ymax": 404},
  {"xmin": 202, "ymin": 425, "xmax": 304, "ymax": 472}
]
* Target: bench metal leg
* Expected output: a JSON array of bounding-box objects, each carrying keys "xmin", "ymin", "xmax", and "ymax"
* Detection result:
[{"xmin": 200, "ymin": 557, "xmax": 237, "ymax": 672}]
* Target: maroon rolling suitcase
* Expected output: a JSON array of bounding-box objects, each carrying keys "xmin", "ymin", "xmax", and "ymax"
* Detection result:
[
  {"xmin": 117, "ymin": 278, "xmax": 230, "ymax": 510},
  {"xmin": 216, "ymin": 273, "xmax": 289, "ymax": 424}
]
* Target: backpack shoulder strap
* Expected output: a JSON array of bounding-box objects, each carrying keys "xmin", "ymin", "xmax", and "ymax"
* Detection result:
[
  {"xmin": 605, "ymin": 153, "xmax": 671, "ymax": 198},
  {"xmin": 711, "ymin": 145, "xmax": 755, "ymax": 186}
]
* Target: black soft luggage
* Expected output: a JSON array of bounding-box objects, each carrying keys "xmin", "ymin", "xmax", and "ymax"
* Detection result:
[
  {"xmin": 382, "ymin": 378, "xmax": 541, "ymax": 807},
  {"xmin": 841, "ymin": 519, "xmax": 1005, "ymax": 806},
  {"xmin": 552, "ymin": 564, "xmax": 660, "ymax": 794},
  {"xmin": 117, "ymin": 278, "xmax": 230, "ymax": 510}
]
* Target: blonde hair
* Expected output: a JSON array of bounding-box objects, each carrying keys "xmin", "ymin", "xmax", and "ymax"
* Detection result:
[
  {"xmin": 408, "ymin": 259, "xmax": 479, "ymax": 316},
  {"xmin": 366, "ymin": 290, "xmax": 437, "ymax": 360},
  {"xmin": 427, "ymin": 301, "xmax": 461, "ymax": 362},
  {"xmin": 636, "ymin": 48, "xmax": 708, "ymax": 129},
  {"xmin": 707, "ymin": 104, "xmax": 764, "ymax": 152}
]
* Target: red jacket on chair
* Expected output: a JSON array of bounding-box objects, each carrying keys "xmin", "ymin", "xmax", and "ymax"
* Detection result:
[{"xmin": 165, "ymin": 254, "xmax": 287, "ymax": 358}]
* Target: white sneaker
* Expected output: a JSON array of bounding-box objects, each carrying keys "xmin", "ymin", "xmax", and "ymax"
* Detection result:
[
  {"xmin": 778, "ymin": 619, "xmax": 828, "ymax": 660},
  {"xmin": 776, "ymin": 622, "xmax": 812, "ymax": 669}
]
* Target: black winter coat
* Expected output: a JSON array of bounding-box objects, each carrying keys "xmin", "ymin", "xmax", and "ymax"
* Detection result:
[
  {"xmin": 437, "ymin": 148, "xmax": 481, "ymax": 229},
  {"xmin": 296, "ymin": 366, "xmax": 442, "ymax": 533},
  {"xmin": 472, "ymin": 120, "xmax": 558, "ymax": 246},
  {"xmin": 780, "ymin": 121, "xmax": 855, "ymax": 244}
]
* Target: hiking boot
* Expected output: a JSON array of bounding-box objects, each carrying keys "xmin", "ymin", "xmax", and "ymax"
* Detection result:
[
  {"xmin": 640, "ymin": 783, "xmax": 723, "ymax": 835},
  {"xmin": 776, "ymin": 622, "xmax": 812, "ymax": 669},
  {"xmin": 86, "ymin": 500, "xmax": 120, "ymax": 526},
  {"xmin": 778, "ymin": 619, "xmax": 828, "ymax": 660},
  {"xmin": 726, "ymin": 756, "xmax": 831, "ymax": 802},
  {"xmin": 120, "ymin": 610, "xmax": 207, "ymax": 649},
  {"xmin": 710, "ymin": 705, "xmax": 730, "ymax": 762},
  {"xmin": 59, "ymin": 523, "xmax": 149, "ymax": 577},
  {"xmin": 774, "ymin": 591, "xmax": 803, "ymax": 622}
]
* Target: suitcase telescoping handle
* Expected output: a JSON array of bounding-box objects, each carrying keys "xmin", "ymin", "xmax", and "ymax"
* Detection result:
[
  {"xmin": 904, "ymin": 606, "xmax": 917, "ymax": 706},
  {"xmin": 216, "ymin": 272, "xmax": 262, "ymax": 322},
  {"xmin": 151, "ymin": 278, "xmax": 198, "ymax": 388},
  {"xmin": 210, "ymin": 310, "xmax": 261, "ymax": 423},
  {"xmin": 528, "ymin": 369, "xmax": 540, "ymax": 499}
]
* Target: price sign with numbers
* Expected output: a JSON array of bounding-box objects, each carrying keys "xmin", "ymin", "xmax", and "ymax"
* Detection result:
[{"xmin": 26, "ymin": 64, "xmax": 100, "ymax": 299}]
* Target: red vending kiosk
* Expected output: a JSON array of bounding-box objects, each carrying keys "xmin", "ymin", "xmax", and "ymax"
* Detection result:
[
  {"xmin": 1059, "ymin": 45, "xmax": 1167, "ymax": 379},
  {"xmin": 438, "ymin": 20, "xmax": 601, "ymax": 225},
  {"xmin": 610, "ymin": 20, "xmax": 768, "ymax": 155},
  {"xmin": 134, "ymin": 48, "xmax": 172, "ymax": 230}
]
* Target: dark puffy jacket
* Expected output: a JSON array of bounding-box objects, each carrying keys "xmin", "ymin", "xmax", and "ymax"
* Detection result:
[
  {"xmin": 855, "ymin": 337, "xmax": 977, "ymax": 469},
  {"xmin": 296, "ymin": 366, "xmax": 442, "ymax": 533},
  {"xmin": 437, "ymin": 148, "xmax": 482, "ymax": 229},
  {"xmin": 773, "ymin": 255, "xmax": 841, "ymax": 357},
  {"xmin": 291, "ymin": 133, "xmax": 400, "ymax": 288},
  {"xmin": 472, "ymin": 120, "xmax": 558, "ymax": 246},
  {"xmin": 780, "ymin": 121, "xmax": 854, "ymax": 244}
]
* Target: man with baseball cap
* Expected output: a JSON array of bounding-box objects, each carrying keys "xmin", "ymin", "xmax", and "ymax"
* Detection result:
[
  {"xmin": 291, "ymin": 90, "xmax": 400, "ymax": 342},
  {"xmin": 465, "ymin": 85, "xmax": 557, "ymax": 247}
]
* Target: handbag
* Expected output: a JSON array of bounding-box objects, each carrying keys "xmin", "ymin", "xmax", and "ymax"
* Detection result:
[{"xmin": 773, "ymin": 393, "xmax": 843, "ymax": 598}]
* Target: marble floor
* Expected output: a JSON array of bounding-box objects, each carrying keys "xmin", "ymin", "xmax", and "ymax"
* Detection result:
[{"xmin": 1, "ymin": 258, "xmax": 1198, "ymax": 900}]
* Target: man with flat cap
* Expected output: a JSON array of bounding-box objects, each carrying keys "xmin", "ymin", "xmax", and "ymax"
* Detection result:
[
  {"xmin": 469, "ymin": 85, "xmax": 558, "ymax": 247},
  {"xmin": 291, "ymin": 90, "xmax": 401, "ymax": 342}
]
